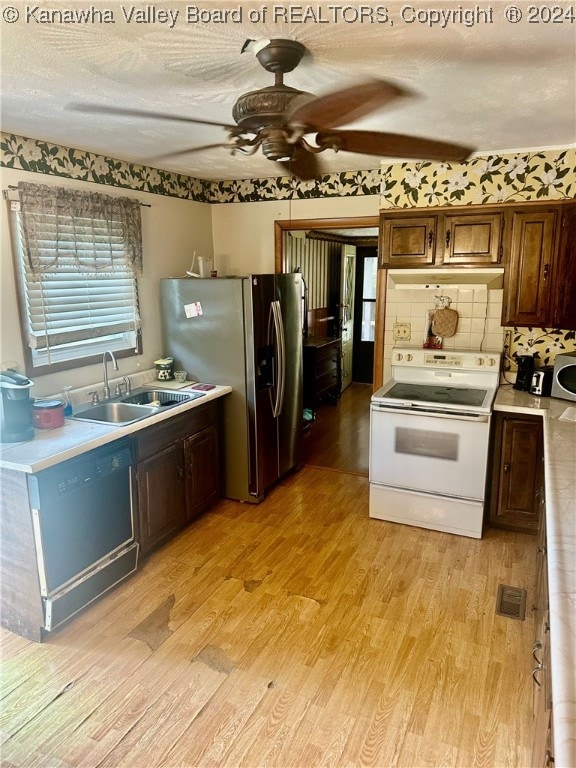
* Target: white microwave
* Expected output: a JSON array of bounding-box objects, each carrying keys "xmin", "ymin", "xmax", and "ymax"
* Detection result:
[{"xmin": 551, "ymin": 352, "xmax": 576, "ymax": 402}]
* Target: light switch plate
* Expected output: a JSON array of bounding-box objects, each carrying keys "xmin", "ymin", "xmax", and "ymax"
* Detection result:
[{"xmin": 393, "ymin": 322, "xmax": 411, "ymax": 341}]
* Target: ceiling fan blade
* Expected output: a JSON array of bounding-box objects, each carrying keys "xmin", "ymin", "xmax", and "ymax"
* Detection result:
[
  {"xmin": 316, "ymin": 130, "xmax": 473, "ymax": 162},
  {"xmin": 66, "ymin": 102, "xmax": 236, "ymax": 130},
  {"xmin": 278, "ymin": 146, "xmax": 321, "ymax": 181},
  {"xmin": 288, "ymin": 80, "xmax": 409, "ymax": 131}
]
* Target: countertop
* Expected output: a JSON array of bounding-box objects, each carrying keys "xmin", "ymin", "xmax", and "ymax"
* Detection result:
[
  {"xmin": 494, "ymin": 386, "xmax": 575, "ymax": 768},
  {"xmin": 0, "ymin": 383, "xmax": 231, "ymax": 473}
]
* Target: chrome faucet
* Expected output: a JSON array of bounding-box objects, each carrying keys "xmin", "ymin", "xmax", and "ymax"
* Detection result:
[{"xmin": 102, "ymin": 350, "xmax": 118, "ymax": 399}]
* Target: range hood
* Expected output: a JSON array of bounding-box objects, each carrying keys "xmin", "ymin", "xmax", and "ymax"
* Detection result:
[{"xmin": 387, "ymin": 268, "xmax": 504, "ymax": 290}]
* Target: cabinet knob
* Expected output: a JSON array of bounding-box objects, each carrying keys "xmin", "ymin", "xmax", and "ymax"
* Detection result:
[
  {"xmin": 396, "ymin": 353, "xmax": 403, "ymax": 362},
  {"xmin": 503, "ymin": 463, "xmax": 511, "ymax": 474},
  {"xmin": 543, "ymin": 263, "xmax": 549, "ymax": 280},
  {"xmin": 406, "ymin": 353, "xmax": 413, "ymax": 362},
  {"xmin": 428, "ymin": 231, "xmax": 434, "ymax": 249},
  {"xmin": 445, "ymin": 230, "xmax": 451, "ymax": 248}
]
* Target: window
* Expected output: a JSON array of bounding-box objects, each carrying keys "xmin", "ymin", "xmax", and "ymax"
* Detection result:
[
  {"xmin": 10, "ymin": 182, "xmax": 143, "ymax": 375},
  {"xmin": 360, "ymin": 256, "xmax": 378, "ymax": 341}
]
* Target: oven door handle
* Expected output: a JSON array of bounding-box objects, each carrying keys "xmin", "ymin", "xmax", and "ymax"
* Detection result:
[{"xmin": 370, "ymin": 404, "xmax": 490, "ymax": 422}]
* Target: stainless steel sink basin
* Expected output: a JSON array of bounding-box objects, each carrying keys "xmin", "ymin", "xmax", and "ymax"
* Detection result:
[
  {"xmin": 73, "ymin": 401, "xmax": 159, "ymax": 425},
  {"xmin": 122, "ymin": 388, "xmax": 204, "ymax": 406},
  {"xmin": 73, "ymin": 387, "xmax": 205, "ymax": 425}
]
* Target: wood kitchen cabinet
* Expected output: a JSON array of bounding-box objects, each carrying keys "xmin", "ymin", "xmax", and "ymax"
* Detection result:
[
  {"xmin": 303, "ymin": 336, "xmax": 342, "ymax": 410},
  {"xmin": 379, "ymin": 209, "xmax": 503, "ymax": 267},
  {"xmin": 502, "ymin": 208, "xmax": 559, "ymax": 327},
  {"xmin": 487, "ymin": 411, "xmax": 543, "ymax": 534},
  {"xmin": 551, "ymin": 202, "xmax": 576, "ymax": 330},
  {"xmin": 134, "ymin": 402, "xmax": 220, "ymax": 557},
  {"xmin": 441, "ymin": 212, "xmax": 503, "ymax": 264},
  {"xmin": 379, "ymin": 201, "xmax": 576, "ymax": 330},
  {"xmin": 380, "ymin": 215, "xmax": 437, "ymax": 266},
  {"xmin": 184, "ymin": 423, "xmax": 219, "ymax": 521}
]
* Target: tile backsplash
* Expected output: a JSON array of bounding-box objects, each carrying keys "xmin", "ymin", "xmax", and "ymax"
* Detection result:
[
  {"xmin": 383, "ymin": 286, "xmax": 504, "ymax": 382},
  {"xmin": 382, "ymin": 283, "xmax": 576, "ymax": 382}
]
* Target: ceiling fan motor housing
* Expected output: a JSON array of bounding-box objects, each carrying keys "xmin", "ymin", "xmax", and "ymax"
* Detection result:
[
  {"xmin": 232, "ymin": 85, "xmax": 312, "ymax": 132},
  {"xmin": 232, "ymin": 38, "xmax": 312, "ymax": 140}
]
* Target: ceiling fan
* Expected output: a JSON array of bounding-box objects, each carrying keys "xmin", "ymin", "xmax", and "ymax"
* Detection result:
[{"xmin": 69, "ymin": 38, "xmax": 473, "ymax": 180}]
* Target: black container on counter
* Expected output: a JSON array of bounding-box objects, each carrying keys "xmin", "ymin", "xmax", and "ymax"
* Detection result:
[{"xmin": 514, "ymin": 355, "xmax": 535, "ymax": 391}]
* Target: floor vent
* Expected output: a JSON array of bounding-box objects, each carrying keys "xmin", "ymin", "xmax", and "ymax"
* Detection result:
[{"xmin": 496, "ymin": 584, "xmax": 527, "ymax": 620}]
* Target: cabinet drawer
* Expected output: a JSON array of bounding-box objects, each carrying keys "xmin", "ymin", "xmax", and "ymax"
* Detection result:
[
  {"xmin": 137, "ymin": 402, "xmax": 216, "ymax": 460},
  {"xmin": 314, "ymin": 341, "xmax": 341, "ymax": 362}
]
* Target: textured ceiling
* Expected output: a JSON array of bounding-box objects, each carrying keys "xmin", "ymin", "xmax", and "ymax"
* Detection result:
[{"xmin": 1, "ymin": 1, "xmax": 575, "ymax": 180}]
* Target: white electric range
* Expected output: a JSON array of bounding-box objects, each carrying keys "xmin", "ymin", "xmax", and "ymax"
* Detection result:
[{"xmin": 369, "ymin": 348, "xmax": 501, "ymax": 538}]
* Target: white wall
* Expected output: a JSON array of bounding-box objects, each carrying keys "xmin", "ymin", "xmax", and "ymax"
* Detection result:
[
  {"xmin": 0, "ymin": 168, "xmax": 213, "ymax": 397},
  {"xmin": 211, "ymin": 194, "xmax": 380, "ymax": 274}
]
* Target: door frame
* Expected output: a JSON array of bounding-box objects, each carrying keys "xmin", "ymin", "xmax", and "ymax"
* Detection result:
[{"xmin": 274, "ymin": 217, "xmax": 386, "ymax": 389}]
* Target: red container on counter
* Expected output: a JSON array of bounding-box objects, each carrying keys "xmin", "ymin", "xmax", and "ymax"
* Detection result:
[{"xmin": 33, "ymin": 399, "xmax": 65, "ymax": 429}]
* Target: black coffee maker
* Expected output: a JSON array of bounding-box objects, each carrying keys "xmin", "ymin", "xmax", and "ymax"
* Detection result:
[
  {"xmin": 514, "ymin": 355, "xmax": 535, "ymax": 391},
  {"xmin": 0, "ymin": 370, "xmax": 35, "ymax": 442}
]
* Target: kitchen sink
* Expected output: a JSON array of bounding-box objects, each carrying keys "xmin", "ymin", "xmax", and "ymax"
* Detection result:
[
  {"xmin": 73, "ymin": 401, "xmax": 159, "ymax": 425},
  {"xmin": 73, "ymin": 387, "xmax": 205, "ymax": 425},
  {"xmin": 121, "ymin": 388, "xmax": 205, "ymax": 406}
]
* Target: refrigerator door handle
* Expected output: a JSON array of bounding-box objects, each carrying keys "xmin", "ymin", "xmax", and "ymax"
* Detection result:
[{"xmin": 271, "ymin": 300, "xmax": 286, "ymax": 417}]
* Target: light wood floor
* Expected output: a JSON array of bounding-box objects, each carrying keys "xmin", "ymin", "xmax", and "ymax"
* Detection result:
[
  {"xmin": 302, "ymin": 383, "xmax": 372, "ymax": 476},
  {"xmin": 1, "ymin": 464, "xmax": 536, "ymax": 767}
]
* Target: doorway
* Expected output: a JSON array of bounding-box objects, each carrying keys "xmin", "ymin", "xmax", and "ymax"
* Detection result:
[
  {"xmin": 274, "ymin": 217, "xmax": 379, "ymax": 475},
  {"xmin": 352, "ymin": 246, "xmax": 377, "ymax": 384}
]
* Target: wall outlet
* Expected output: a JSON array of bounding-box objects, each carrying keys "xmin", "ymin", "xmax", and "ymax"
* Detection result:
[{"xmin": 393, "ymin": 322, "xmax": 411, "ymax": 341}]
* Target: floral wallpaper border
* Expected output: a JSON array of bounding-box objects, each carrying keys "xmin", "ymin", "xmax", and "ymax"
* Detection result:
[
  {"xmin": 1, "ymin": 134, "xmax": 213, "ymax": 203},
  {"xmin": 0, "ymin": 133, "xmax": 380, "ymax": 204},
  {"xmin": 510, "ymin": 327, "xmax": 576, "ymax": 368},
  {"xmin": 1, "ymin": 133, "xmax": 574, "ymax": 206},
  {"xmin": 380, "ymin": 150, "xmax": 575, "ymax": 208}
]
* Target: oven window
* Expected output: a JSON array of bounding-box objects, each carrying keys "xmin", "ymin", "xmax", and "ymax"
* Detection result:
[{"xmin": 395, "ymin": 427, "xmax": 459, "ymax": 461}]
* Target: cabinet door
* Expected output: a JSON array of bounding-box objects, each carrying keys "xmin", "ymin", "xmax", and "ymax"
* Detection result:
[
  {"xmin": 184, "ymin": 424, "xmax": 219, "ymax": 521},
  {"xmin": 441, "ymin": 213, "xmax": 503, "ymax": 264},
  {"xmin": 552, "ymin": 204, "xmax": 576, "ymax": 330},
  {"xmin": 489, "ymin": 413, "xmax": 543, "ymax": 533},
  {"xmin": 136, "ymin": 442, "xmax": 186, "ymax": 556},
  {"xmin": 503, "ymin": 210, "xmax": 557, "ymax": 326},
  {"xmin": 380, "ymin": 216, "xmax": 437, "ymax": 266}
]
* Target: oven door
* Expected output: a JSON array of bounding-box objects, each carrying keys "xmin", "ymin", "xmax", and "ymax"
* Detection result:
[{"xmin": 370, "ymin": 405, "xmax": 491, "ymax": 500}]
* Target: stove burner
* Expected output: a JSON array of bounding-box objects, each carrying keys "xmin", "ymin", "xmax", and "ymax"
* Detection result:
[{"xmin": 385, "ymin": 383, "xmax": 488, "ymax": 408}]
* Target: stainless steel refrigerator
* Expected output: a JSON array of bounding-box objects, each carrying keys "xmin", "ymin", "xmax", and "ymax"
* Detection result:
[{"xmin": 160, "ymin": 274, "xmax": 303, "ymax": 503}]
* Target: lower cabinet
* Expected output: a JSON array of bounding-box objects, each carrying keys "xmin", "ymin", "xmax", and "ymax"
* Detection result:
[
  {"xmin": 134, "ymin": 402, "xmax": 219, "ymax": 557},
  {"xmin": 487, "ymin": 411, "xmax": 543, "ymax": 533},
  {"xmin": 184, "ymin": 423, "xmax": 219, "ymax": 520}
]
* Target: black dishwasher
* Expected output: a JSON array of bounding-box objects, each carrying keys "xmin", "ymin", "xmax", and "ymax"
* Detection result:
[{"xmin": 27, "ymin": 438, "xmax": 138, "ymax": 631}]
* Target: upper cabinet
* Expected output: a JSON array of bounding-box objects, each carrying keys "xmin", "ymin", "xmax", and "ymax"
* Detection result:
[
  {"xmin": 552, "ymin": 204, "xmax": 576, "ymax": 331},
  {"xmin": 379, "ymin": 202, "xmax": 576, "ymax": 331},
  {"xmin": 441, "ymin": 212, "xmax": 503, "ymax": 264},
  {"xmin": 502, "ymin": 208, "xmax": 558, "ymax": 327},
  {"xmin": 379, "ymin": 209, "xmax": 503, "ymax": 267},
  {"xmin": 502, "ymin": 203, "xmax": 576, "ymax": 330},
  {"xmin": 380, "ymin": 215, "xmax": 437, "ymax": 266}
]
